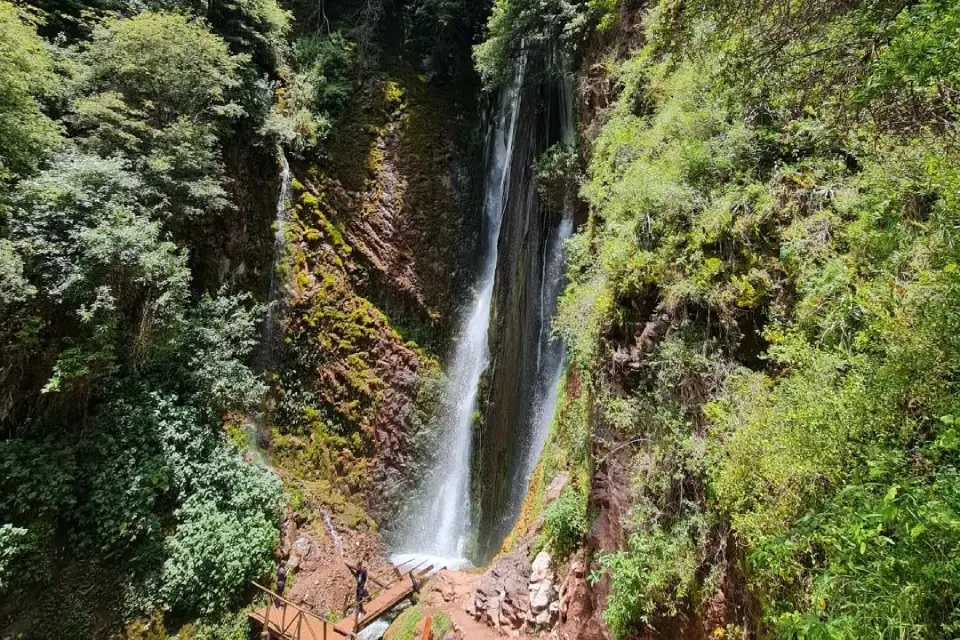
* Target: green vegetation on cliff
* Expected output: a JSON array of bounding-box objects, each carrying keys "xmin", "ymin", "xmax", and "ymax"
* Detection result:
[
  {"xmin": 262, "ymin": 0, "xmax": 485, "ymax": 546},
  {"xmin": 1, "ymin": 0, "xmax": 486, "ymax": 632},
  {"xmin": 477, "ymin": 0, "xmax": 960, "ymax": 637}
]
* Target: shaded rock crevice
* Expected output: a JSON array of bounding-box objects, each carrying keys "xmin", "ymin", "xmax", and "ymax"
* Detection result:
[{"xmin": 475, "ymin": 58, "xmax": 573, "ymax": 562}]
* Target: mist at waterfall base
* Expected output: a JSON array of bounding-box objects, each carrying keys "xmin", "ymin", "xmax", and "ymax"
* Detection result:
[{"xmin": 392, "ymin": 67, "xmax": 525, "ymax": 568}]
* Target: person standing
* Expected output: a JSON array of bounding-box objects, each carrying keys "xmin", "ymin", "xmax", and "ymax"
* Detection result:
[
  {"xmin": 275, "ymin": 563, "xmax": 287, "ymax": 607},
  {"xmin": 347, "ymin": 558, "xmax": 368, "ymax": 617}
]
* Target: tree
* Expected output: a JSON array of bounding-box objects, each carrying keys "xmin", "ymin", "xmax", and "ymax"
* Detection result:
[{"xmin": 0, "ymin": 1, "xmax": 61, "ymax": 180}]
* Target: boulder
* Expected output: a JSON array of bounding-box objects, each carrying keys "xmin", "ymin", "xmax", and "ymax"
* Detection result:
[
  {"xmin": 472, "ymin": 549, "xmax": 532, "ymax": 630},
  {"xmin": 526, "ymin": 551, "xmax": 558, "ymax": 627},
  {"xmin": 473, "ymin": 548, "xmax": 562, "ymax": 632}
]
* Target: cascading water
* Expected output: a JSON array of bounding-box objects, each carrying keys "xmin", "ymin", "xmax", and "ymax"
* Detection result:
[
  {"xmin": 261, "ymin": 151, "xmax": 293, "ymax": 364},
  {"xmin": 322, "ymin": 510, "xmax": 347, "ymax": 558},
  {"xmin": 246, "ymin": 150, "xmax": 293, "ymax": 465},
  {"xmin": 501, "ymin": 61, "xmax": 576, "ymax": 533},
  {"xmin": 395, "ymin": 64, "xmax": 526, "ymax": 565}
]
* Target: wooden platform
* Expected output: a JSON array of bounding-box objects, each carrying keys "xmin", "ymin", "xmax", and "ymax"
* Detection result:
[{"xmin": 249, "ymin": 563, "xmax": 435, "ymax": 640}]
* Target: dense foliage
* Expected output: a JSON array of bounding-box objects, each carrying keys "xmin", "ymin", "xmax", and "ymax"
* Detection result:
[
  {"xmin": 473, "ymin": 0, "xmax": 617, "ymax": 87},
  {"xmin": 0, "ymin": 1, "xmax": 293, "ymax": 635},
  {"xmin": 5, "ymin": 0, "xmax": 485, "ymax": 634},
  {"xmin": 536, "ymin": 0, "xmax": 960, "ymax": 637}
]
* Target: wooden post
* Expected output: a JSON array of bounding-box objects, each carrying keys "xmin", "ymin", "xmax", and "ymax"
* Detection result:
[{"xmin": 421, "ymin": 616, "xmax": 432, "ymax": 640}]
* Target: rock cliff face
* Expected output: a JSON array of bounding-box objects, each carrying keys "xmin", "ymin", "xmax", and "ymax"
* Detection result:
[
  {"xmin": 475, "ymin": 58, "xmax": 571, "ymax": 562},
  {"xmin": 270, "ymin": 30, "xmax": 485, "ymax": 530}
]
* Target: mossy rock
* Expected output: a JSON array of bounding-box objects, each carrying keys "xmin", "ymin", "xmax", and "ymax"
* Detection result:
[{"xmin": 384, "ymin": 606, "xmax": 422, "ymax": 640}]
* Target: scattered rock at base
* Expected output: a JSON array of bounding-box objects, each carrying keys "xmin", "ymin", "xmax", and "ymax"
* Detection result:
[
  {"xmin": 472, "ymin": 546, "xmax": 560, "ymax": 633},
  {"xmin": 526, "ymin": 551, "xmax": 557, "ymax": 627}
]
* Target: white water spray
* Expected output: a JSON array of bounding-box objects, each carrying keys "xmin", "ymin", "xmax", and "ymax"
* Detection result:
[
  {"xmin": 322, "ymin": 510, "xmax": 346, "ymax": 558},
  {"xmin": 398, "ymin": 64, "xmax": 526, "ymax": 562},
  {"xmin": 357, "ymin": 619, "xmax": 390, "ymax": 640}
]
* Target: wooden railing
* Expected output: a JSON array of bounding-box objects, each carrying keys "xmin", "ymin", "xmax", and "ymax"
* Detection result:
[
  {"xmin": 250, "ymin": 559, "xmax": 436, "ymax": 639},
  {"xmin": 336, "ymin": 560, "xmax": 433, "ymax": 634},
  {"xmin": 251, "ymin": 581, "xmax": 335, "ymax": 640},
  {"xmin": 338, "ymin": 560, "xmax": 428, "ymax": 618}
]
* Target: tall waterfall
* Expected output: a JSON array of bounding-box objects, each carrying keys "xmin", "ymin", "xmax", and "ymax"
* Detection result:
[
  {"xmin": 503, "ymin": 62, "xmax": 576, "ymax": 538},
  {"xmin": 396, "ymin": 65, "xmax": 525, "ymax": 563}
]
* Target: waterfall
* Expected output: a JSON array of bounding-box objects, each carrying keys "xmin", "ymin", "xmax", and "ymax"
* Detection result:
[
  {"xmin": 246, "ymin": 150, "xmax": 292, "ymax": 465},
  {"xmin": 503, "ymin": 61, "xmax": 576, "ymax": 532},
  {"xmin": 261, "ymin": 151, "xmax": 293, "ymax": 365},
  {"xmin": 396, "ymin": 64, "xmax": 526, "ymax": 564}
]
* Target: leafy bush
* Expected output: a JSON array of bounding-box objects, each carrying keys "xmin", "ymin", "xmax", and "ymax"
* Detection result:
[
  {"xmin": 0, "ymin": 2, "xmax": 61, "ymax": 179},
  {"xmin": 544, "ymin": 486, "xmax": 589, "ymax": 556},
  {"xmin": 599, "ymin": 513, "xmax": 708, "ymax": 637},
  {"xmin": 265, "ymin": 32, "xmax": 354, "ymax": 151},
  {"xmin": 0, "ymin": 524, "xmax": 29, "ymax": 591},
  {"xmin": 474, "ymin": 0, "xmax": 606, "ymax": 88},
  {"xmin": 534, "ymin": 143, "xmax": 579, "ymax": 210},
  {"xmin": 84, "ymin": 12, "xmax": 245, "ymax": 124}
]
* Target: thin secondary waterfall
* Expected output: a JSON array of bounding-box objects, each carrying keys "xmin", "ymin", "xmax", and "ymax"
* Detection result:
[
  {"xmin": 505, "ymin": 63, "xmax": 576, "ymax": 530},
  {"xmin": 396, "ymin": 65, "xmax": 525, "ymax": 563},
  {"xmin": 247, "ymin": 150, "xmax": 292, "ymax": 464},
  {"xmin": 261, "ymin": 151, "xmax": 293, "ymax": 365}
]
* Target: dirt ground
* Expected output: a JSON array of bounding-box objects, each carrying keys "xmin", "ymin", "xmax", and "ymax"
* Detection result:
[
  {"xmin": 413, "ymin": 570, "xmax": 533, "ymax": 640},
  {"xmin": 276, "ymin": 512, "xmax": 532, "ymax": 639},
  {"xmin": 278, "ymin": 510, "xmax": 396, "ymax": 618}
]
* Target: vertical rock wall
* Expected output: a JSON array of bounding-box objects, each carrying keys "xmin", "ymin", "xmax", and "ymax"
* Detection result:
[{"xmin": 475, "ymin": 60, "xmax": 568, "ymax": 561}]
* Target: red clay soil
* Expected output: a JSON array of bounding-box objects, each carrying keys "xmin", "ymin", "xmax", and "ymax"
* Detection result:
[{"xmin": 278, "ymin": 511, "xmax": 397, "ymax": 619}]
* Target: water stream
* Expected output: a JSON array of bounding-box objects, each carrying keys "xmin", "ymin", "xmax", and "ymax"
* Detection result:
[
  {"xmin": 503, "ymin": 61, "xmax": 576, "ymax": 533},
  {"xmin": 262, "ymin": 151, "xmax": 293, "ymax": 364},
  {"xmin": 396, "ymin": 63, "xmax": 526, "ymax": 563},
  {"xmin": 246, "ymin": 150, "xmax": 293, "ymax": 465},
  {"xmin": 322, "ymin": 510, "xmax": 346, "ymax": 558}
]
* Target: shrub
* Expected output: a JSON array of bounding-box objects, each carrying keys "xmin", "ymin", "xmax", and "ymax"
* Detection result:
[
  {"xmin": 544, "ymin": 486, "xmax": 589, "ymax": 557},
  {"xmin": 599, "ymin": 513, "xmax": 708, "ymax": 638}
]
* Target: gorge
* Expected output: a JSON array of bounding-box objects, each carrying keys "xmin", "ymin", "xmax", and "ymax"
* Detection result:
[{"xmin": 4, "ymin": 1, "xmax": 960, "ymax": 639}]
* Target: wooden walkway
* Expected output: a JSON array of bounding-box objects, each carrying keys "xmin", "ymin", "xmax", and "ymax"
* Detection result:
[
  {"xmin": 250, "ymin": 595, "xmax": 334, "ymax": 640},
  {"xmin": 333, "ymin": 565, "xmax": 432, "ymax": 635},
  {"xmin": 249, "ymin": 563, "xmax": 435, "ymax": 640}
]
